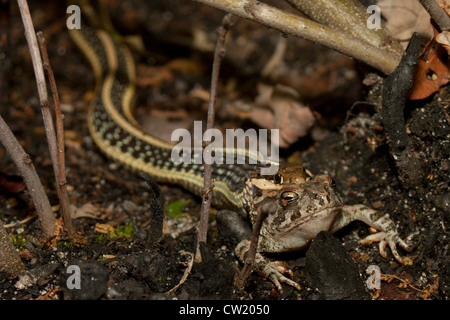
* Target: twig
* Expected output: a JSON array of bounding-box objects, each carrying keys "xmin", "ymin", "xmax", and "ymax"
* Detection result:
[
  {"xmin": 195, "ymin": 13, "xmax": 236, "ymax": 263},
  {"xmin": 419, "ymin": 0, "xmax": 450, "ymax": 31},
  {"xmin": 3, "ymin": 213, "xmax": 37, "ymax": 228},
  {"xmin": 164, "ymin": 250, "xmax": 194, "ymax": 294},
  {"xmin": 381, "ymin": 273, "xmax": 425, "ymax": 293},
  {"xmin": 16, "ymin": 0, "xmax": 47, "ymax": 104},
  {"xmin": 193, "ymin": 0, "xmax": 401, "ymax": 74},
  {"xmin": 0, "ymin": 220, "xmax": 25, "ymax": 278},
  {"xmin": 37, "ymin": 32, "xmax": 73, "ymax": 237},
  {"xmin": 17, "ymin": 0, "xmax": 73, "ymax": 236},
  {"xmin": 0, "ymin": 114, "xmax": 55, "ymax": 238},
  {"xmin": 261, "ymin": 35, "xmax": 287, "ymax": 78}
]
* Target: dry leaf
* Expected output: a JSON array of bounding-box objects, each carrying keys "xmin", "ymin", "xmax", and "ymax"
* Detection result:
[
  {"xmin": 249, "ymin": 83, "xmax": 315, "ymax": 148},
  {"xmin": 70, "ymin": 203, "xmax": 102, "ymax": 220},
  {"xmin": 94, "ymin": 223, "xmax": 115, "ymax": 234},
  {"xmin": 408, "ymin": 29, "xmax": 450, "ymax": 100},
  {"xmin": 436, "ymin": 31, "xmax": 450, "ymax": 54},
  {"xmin": 439, "ymin": 0, "xmax": 450, "ymax": 16},
  {"xmin": 378, "ymin": 0, "xmax": 434, "ymax": 47}
]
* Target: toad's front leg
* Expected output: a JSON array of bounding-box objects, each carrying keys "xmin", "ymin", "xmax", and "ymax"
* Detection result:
[
  {"xmin": 217, "ymin": 210, "xmax": 301, "ymax": 292},
  {"xmin": 235, "ymin": 239, "xmax": 301, "ymax": 293},
  {"xmin": 337, "ymin": 204, "xmax": 412, "ymax": 263}
]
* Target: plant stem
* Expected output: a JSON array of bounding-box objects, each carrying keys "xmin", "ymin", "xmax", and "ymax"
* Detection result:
[
  {"xmin": 195, "ymin": 13, "xmax": 236, "ymax": 263},
  {"xmin": 37, "ymin": 32, "xmax": 73, "ymax": 237}
]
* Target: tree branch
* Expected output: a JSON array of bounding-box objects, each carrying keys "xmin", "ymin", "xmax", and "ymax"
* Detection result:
[
  {"xmin": 193, "ymin": 0, "xmax": 401, "ymax": 74},
  {"xmin": 0, "ymin": 114, "xmax": 55, "ymax": 238},
  {"xmin": 285, "ymin": 0, "xmax": 403, "ymax": 55}
]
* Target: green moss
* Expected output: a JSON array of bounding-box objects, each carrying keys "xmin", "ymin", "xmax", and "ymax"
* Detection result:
[
  {"xmin": 179, "ymin": 235, "xmax": 191, "ymax": 244},
  {"xmin": 95, "ymin": 234, "xmax": 107, "ymax": 243},
  {"xmin": 10, "ymin": 233, "xmax": 28, "ymax": 251},
  {"xmin": 112, "ymin": 222, "xmax": 134, "ymax": 238},
  {"xmin": 58, "ymin": 241, "xmax": 73, "ymax": 248}
]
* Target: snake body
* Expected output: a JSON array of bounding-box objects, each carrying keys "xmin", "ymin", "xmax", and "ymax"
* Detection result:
[{"xmin": 69, "ymin": 11, "xmax": 278, "ymax": 211}]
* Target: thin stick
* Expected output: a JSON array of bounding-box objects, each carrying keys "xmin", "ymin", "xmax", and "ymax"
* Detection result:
[
  {"xmin": 17, "ymin": 0, "xmax": 73, "ymax": 236},
  {"xmin": 165, "ymin": 250, "xmax": 194, "ymax": 294},
  {"xmin": 195, "ymin": 13, "xmax": 236, "ymax": 263},
  {"xmin": 193, "ymin": 0, "xmax": 401, "ymax": 74},
  {"xmin": 37, "ymin": 32, "xmax": 73, "ymax": 237},
  {"xmin": 0, "ymin": 114, "xmax": 55, "ymax": 238},
  {"xmin": 381, "ymin": 273, "xmax": 425, "ymax": 293},
  {"xmin": 16, "ymin": 0, "xmax": 47, "ymax": 104},
  {"xmin": 419, "ymin": 0, "xmax": 450, "ymax": 31}
]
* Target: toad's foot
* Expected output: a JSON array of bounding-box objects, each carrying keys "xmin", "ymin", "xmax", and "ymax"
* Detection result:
[
  {"xmin": 341, "ymin": 205, "xmax": 412, "ymax": 264},
  {"xmin": 359, "ymin": 213, "xmax": 412, "ymax": 264},
  {"xmin": 361, "ymin": 230, "xmax": 411, "ymax": 264},
  {"xmin": 259, "ymin": 261, "xmax": 301, "ymax": 293},
  {"xmin": 236, "ymin": 239, "xmax": 300, "ymax": 293}
]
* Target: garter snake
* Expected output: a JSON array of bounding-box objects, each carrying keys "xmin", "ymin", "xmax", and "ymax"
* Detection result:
[{"xmin": 68, "ymin": 4, "xmax": 308, "ymax": 211}]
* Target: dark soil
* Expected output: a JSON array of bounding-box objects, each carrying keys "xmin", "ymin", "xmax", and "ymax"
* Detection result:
[{"xmin": 0, "ymin": 0, "xmax": 448, "ymax": 301}]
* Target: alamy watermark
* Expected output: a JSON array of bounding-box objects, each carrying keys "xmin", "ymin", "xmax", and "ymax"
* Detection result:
[
  {"xmin": 366, "ymin": 265, "xmax": 381, "ymax": 290},
  {"xmin": 66, "ymin": 265, "xmax": 81, "ymax": 289},
  {"xmin": 66, "ymin": 5, "xmax": 81, "ymax": 30},
  {"xmin": 367, "ymin": 5, "xmax": 381, "ymax": 30}
]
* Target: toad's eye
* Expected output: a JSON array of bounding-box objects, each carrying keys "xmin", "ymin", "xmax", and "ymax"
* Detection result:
[
  {"xmin": 280, "ymin": 191, "xmax": 298, "ymax": 206},
  {"xmin": 273, "ymin": 173, "xmax": 283, "ymax": 184}
]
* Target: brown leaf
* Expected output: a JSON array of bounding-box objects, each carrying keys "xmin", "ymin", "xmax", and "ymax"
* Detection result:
[
  {"xmin": 249, "ymin": 83, "xmax": 315, "ymax": 148},
  {"xmin": 408, "ymin": 29, "xmax": 450, "ymax": 100},
  {"xmin": 94, "ymin": 223, "xmax": 115, "ymax": 234},
  {"xmin": 439, "ymin": 0, "xmax": 450, "ymax": 16},
  {"xmin": 436, "ymin": 31, "xmax": 450, "ymax": 54},
  {"xmin": 70, "ymin": 203, "xmax": 102, "ymax": 220},
  {"xmin": 378, "ymin": 0, "xmax": 434, "ymax": 47}
]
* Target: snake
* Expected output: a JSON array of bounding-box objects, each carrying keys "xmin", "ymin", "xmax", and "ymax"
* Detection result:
[{"xmin": 68, "ymin": 3, "xmax": 308, "ymax": 212}]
